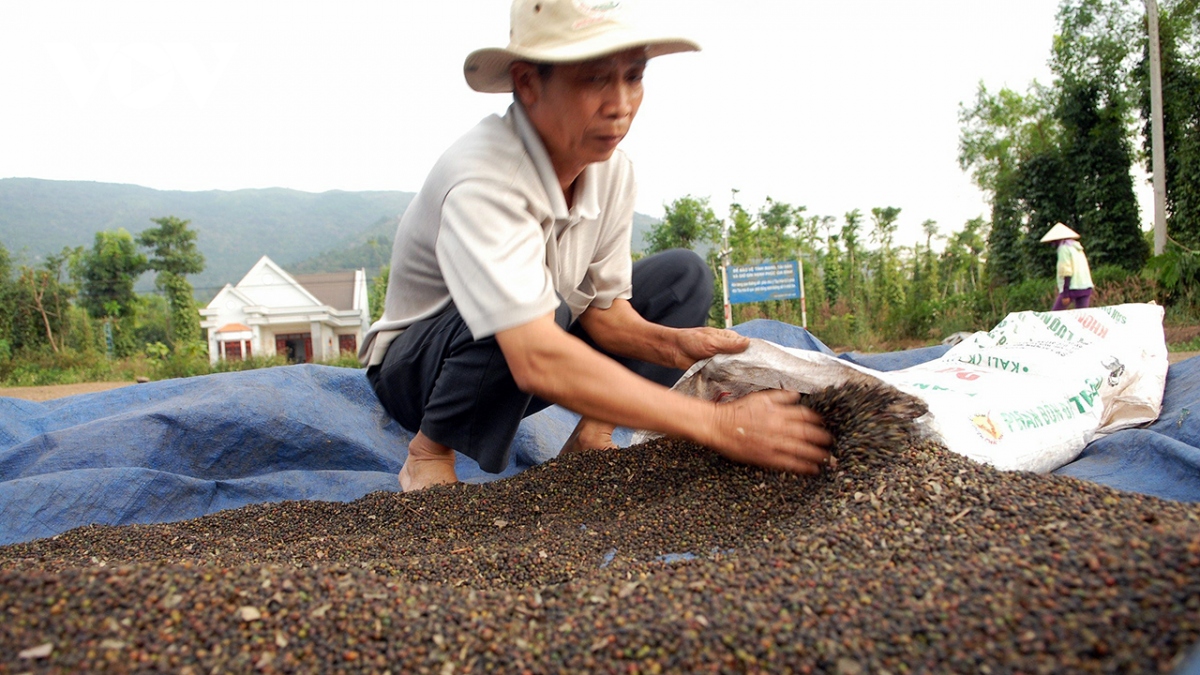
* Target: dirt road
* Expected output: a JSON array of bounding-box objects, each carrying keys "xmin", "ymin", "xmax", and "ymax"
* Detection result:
[{"xmin": 0, "ymin": 381, "xmax": 136, "ymax": 402}]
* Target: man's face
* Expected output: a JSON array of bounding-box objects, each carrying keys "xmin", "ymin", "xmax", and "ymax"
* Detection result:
[{"xmin": 516, "ymin": 49, "xmax": 647, "ymax": 180}]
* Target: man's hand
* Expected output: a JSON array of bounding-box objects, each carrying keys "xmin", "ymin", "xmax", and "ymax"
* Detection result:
[
  {"xmin": 497, "ymin": 311, "xmax": 832, "ymax": 477},
  {"xmin": 671, "ymin": 327, "xmax": 751, "ymax": 370},
  {"xmin": 704, "ymin": 389, "xmax": 833, "ymax": 475}
]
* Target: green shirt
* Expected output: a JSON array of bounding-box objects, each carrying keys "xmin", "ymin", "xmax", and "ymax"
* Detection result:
[{"xmin": 1056, "ymin": 240, "xmax": 1093, "ymax": 292}]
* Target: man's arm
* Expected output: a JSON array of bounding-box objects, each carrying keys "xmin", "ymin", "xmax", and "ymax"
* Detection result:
[
  {"xmin": 494, "ymin": 313, "xmax": 832, "ymax": 474},
  {"xmin": 577, "ymin": 298, "xmax": 748, "ymax": 371}
]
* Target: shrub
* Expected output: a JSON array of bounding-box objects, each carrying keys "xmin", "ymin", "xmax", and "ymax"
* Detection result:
[{"xmin": 1091, "ymin": 265, "xmax": 1159, "ymax": 306}]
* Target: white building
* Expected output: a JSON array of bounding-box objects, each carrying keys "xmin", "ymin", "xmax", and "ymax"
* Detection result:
[{"xmin": 200, "ymin": 256, "xmax": 370, "ymax": 365}]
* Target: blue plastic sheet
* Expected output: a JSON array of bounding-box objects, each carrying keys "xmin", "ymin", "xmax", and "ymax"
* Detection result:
[{"xmin": 2, "ymin": 321, "xmax": 1198, "ymax": 547}]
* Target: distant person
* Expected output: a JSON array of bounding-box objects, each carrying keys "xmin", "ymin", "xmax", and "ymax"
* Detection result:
[
  {"xmin": 359, "ymin": 0, "xmax": 832, "ymax": 491},
  {"xmin": 1040, "ymin": 222, "xmax": 1093, "ymax": 311}
]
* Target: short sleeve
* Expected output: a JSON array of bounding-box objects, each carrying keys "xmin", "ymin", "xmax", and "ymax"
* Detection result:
[
  {"xmin": 436, "ymin": 180, "xmax": 560, "ymax": 339},
  {"xmin": 584, "ymin": 164, "xmax": 636, "ymax": 309}
]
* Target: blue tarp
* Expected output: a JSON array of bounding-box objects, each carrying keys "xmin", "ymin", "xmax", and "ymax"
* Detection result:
[{"xmin": 2, "ymin": 319, "xmax": 1199, "ymax": 547}]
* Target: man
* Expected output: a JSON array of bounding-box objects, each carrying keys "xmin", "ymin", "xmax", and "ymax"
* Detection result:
[
  {"xmin": 1040, "ymin": 222, "xmax": 1094, "ymax": 310},
  {"xmin": 361, "ymin": 0, "xmax": 832, "ymax": 491}
]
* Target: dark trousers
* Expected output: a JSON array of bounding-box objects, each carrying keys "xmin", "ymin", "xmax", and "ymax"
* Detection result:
[
  {"xmin": 1052, "ymin": 288, "xmax": 1093, "ymax": 311},
  {"xmin": 367, "ymin": 249, "xmax": 713, "ymax": 474}
]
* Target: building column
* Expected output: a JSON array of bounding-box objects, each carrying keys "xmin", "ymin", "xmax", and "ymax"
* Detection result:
[{"xmin": 310, "ymin": 321, "xmax": 324, "ymax": 361}]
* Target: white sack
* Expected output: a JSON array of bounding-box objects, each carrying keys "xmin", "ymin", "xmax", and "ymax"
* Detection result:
[{"xmin": 643, "ymin": 303, "xmax": 1168, "ymax": 474}]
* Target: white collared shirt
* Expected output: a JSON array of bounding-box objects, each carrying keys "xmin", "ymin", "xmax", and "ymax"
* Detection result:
[{"xmin": 361, "ymin": 103, "xmax": 635, "ymax": 367}]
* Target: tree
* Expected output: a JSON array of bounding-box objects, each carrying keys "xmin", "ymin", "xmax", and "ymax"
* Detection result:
[
  {"xmin": 370, "ymin": 265, "xmax": 389, "ymax": 323},
  {"xmin": 0, "ymin": 242, "xmax": 13, "ymax": 353},
  {"xmin": 138, "ymin": 216, "xmax": 204, "ymax": 278},
  {"xmin": 138, "ymin": 216, "xmax": 205, "ymax": 348},
  {"xmin": 960, "ymin": 0, "xmax": 1160, "ymax": 283},
  {"xmin": 10, "ymin": 248, "xmax": 80, "ymax": 353},
  {"xmin": 1059, "ymin": 81, "xmax": 1148, "ymax": 271},
  {"xmin": 1052, "ymin": 0, "xmax": 1142, "ymax": 105},
  {"xmin": 939, "ymin": 217, "xmax": 988, "ymax": 298},
  {"xmin": 755, "ymin": 198, "xmax": 804, "ymax": 262},
  {"xmin": 79, "ymin": 229, "xmax": 148, "ymax": 356},
  {"xmin": 959, "ymin": 82, "xmax": 1060, "ymax": 285},
  {"xmin": 869, "ymin": 206, "xmax": 905, "ymax": 318},
  {"xmin": 840, "ymin": 209, "xmax": 865, "ymax": 307},
  {"xmin": 914, "ymin": 219, "xmax": 940, "ymax": 304},
  {"xmin": 647, "ymin": 196, "xmax": 721, "ymax": 254},
  {"xmin": 727, "ymin": 202, "xmax": 757, "ymax": 265},
  {"xmin": 1046, "ymin": 1, "xmax": 1148, "ymax": 272}
]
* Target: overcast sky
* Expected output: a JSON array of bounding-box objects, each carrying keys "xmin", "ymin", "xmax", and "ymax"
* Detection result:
[{"xmin": 0, "ymin": 1, "xmax": 1154, "ymax": 248}]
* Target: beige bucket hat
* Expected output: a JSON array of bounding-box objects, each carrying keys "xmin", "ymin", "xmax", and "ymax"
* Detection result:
[
  {"xmin": 464, "ymin": 0, "xmax": 700, "ymax": 93},
  {"xmin": 1039, "ymin": 222, "xmax": 1081, "ymax": 243}
]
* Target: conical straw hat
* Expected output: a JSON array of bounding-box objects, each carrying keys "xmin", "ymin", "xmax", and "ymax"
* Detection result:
[{"xmin": 1039, "ymin": 222, "xmax": 1081, "ymax": 243}]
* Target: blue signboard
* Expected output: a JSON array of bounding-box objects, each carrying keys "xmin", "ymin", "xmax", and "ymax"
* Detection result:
[{"xmin": 727, "ymin": 261, "xmax": 801, "ymax": 304}]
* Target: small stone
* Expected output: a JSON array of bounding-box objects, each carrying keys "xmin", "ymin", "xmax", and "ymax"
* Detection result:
[{"xmin": 19, "ymin": 643, "xmax": 53, "ymax": 659}]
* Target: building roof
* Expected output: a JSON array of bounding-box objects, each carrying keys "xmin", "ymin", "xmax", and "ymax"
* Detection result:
[
  {"xmin": 291, "ymin": 271, "xmax": 358, "ymax": 311},
  {"xmin": 216, "ymin": 323, "xmax": 252, "ymax": 333}
]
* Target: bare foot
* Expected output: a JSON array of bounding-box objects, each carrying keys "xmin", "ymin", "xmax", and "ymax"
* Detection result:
[
  {"xmin": 560, "ymin": 417, "xmax": 618, "ymax": 455},
  {"xmin": 399, "ymin": 431, "xmax": 458, "ymax": 492}
]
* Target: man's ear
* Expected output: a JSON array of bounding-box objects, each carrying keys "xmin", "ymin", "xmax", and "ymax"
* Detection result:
[{"xmin": 510, "ymin": 62, "xmax": 540, "ymax": 108}]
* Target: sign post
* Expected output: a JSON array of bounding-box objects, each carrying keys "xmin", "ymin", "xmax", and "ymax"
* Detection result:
[
  {"xmin": 725, "ymin": 260, "xmax": 804, "ymax": 327},
  {"xmin": 726, "ymin": 261, "xmax": 802, "ymax": 304},
  {"xmin": 798, "ymin": 258, "xmax": 807, "ymax": 328},
  {"xmin": 720, "ymin": 190, "xmax": 737, "ymax": 329}
]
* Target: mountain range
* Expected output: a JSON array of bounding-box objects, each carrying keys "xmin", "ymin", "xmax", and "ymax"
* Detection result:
[{"xmin": 0, "ymin": 178, "xmax": 659, "ymax": 299}]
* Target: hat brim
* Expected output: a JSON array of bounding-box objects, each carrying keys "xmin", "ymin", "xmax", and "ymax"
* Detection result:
[{"xmin": 464, "ymin": 37, "xmax": 700, "ymax": 93}]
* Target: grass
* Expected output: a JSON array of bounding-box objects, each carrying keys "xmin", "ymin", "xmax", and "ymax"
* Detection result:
[{"xmin": 0, "ymin": 348, "xmax": 365, "ymax": 388}]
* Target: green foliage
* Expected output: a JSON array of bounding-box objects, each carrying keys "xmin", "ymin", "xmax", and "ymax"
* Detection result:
[
  {"xmin": 1144, "ymin": 245, "xmax": 1200, "ymax": 307},
  {"xmin": 319, "ymin": 352, "xmax": 368, "ymax": 369},
  {"xmin": 138, "ymin": 217, "xmax": 205, "ymax": 349},
  {"xmin": 0, "ymin": 242, "xmax": 13, "ymax": 349},
  {"xmin": 134, "ymin": 294, "xmax": 171, "ymax": 347},
  {"xmin": 1057, "ymin": 82, "xmax": 1148, "ymax": 272},
  {"xmin": 209, "ymin": 353, "xmax": 291, "ymax": 373},
  {"xmin": 0, "ymin": 346, "xmax": 153, "ymax": 387},
  {"xmin": 822, "ymin": 235, "xmax": 843, "ymax": 307},
  {"xmin": 138, "ymin": 216, "xmax": 204, "ymax": 278},
  {"xmin": 78, "ymin": 229, "xmax": 147, "ymax": 320},
  {"xmin": 161, "ymin": 272, "xmax": 202, "ymax": 347},
  {"xmin": 1091, "ymin": 263, "xmax": 1159, "ymax": 305},
  {"xmin": 8, "ymin": 248, "xmax": 81, "ymax": 353},
  {"xmin": 958, "ymin": 0, "xmax": 1153, "ymax": 286},
  {"xmin": 1052, "ymin": 0, "xmax": 1141, "ymax": 102},
  {"xmin": 148, "ymin": 341, "xmax": 209, "ymax": 380},
  {"xmin": 647, "ymin": 196, "xmax": 721, "ymax": 254},
  {"xmin": 840, "ymin": 209, "xmax": 864, "ymax": 303},
  {"xmin": 76, "ymin": 229, "xmax": 148, "ymax": 358},
  {"xmin": 868, "ymin": 206, "xmax": 905, "ymax": 324},
  {"xmin": 369, "ymin": 264, "xmax": 389, "ymax": 323}
]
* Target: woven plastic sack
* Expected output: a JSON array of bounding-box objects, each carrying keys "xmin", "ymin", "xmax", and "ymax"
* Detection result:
[{"xmin": 644, "ymin": 303, "xmax": 1168, "ymax": 473}]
